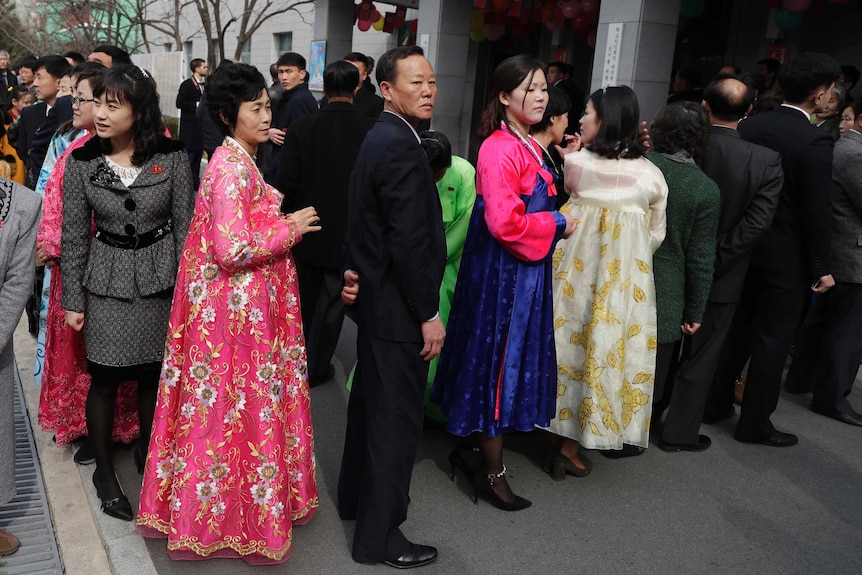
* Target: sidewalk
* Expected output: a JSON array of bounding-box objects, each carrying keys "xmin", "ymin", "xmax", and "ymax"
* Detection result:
[{"xmin": 13, "ymin": 314, "xmax": 862, "ymax": 574}]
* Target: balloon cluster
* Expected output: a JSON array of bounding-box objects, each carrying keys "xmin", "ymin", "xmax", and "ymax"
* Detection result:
[
  {"xmin": 354, "ymin": 2, "xmax": 418, "ymax": 34},
  {"xmin": 469, "ymin": 0, "xmax": 601, "ymax": 47}
]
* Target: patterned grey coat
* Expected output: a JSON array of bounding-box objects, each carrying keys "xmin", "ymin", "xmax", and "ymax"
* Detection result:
[
  {"xmin": 0, "ymin": 179, "xmax": 41, "ymax": 505},
  {"xmin": 61, "ymin": 137, "xmax": 195, "ymax": 366}
]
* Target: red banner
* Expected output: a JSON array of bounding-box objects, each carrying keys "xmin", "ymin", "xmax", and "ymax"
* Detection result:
[{"xmin": 394, "ymin": 5, "xmax": 407, "ymax": 29}]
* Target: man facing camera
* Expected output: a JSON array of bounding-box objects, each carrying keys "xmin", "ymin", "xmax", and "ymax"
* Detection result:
[{"xmin": 338, "ymin": 46, "xmax": 446, "ymax": 569}]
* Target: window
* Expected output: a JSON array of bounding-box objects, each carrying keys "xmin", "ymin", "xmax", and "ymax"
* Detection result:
[
  {"xmin": 274, "ymin": 32, "xmax": 292, "ymax": 57},
  {"xmin": 240, "ymin": 39, "xmax": 251, "ymax": 64},
  {"xmin": 184, "ymin": 41, "xmax": 193, "ymax": 63},
  {"xmin": 163, "ymin": 42, "xmax": 172, "ymax": 52},
  {"xmin": 211, "ymin": 39, "xmax": 220, "ymax": 66}
]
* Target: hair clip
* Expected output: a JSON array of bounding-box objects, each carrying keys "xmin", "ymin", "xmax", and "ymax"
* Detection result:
[{"xmin": 138, "ymin": 66, "xmax": 150, "ymax": 79}]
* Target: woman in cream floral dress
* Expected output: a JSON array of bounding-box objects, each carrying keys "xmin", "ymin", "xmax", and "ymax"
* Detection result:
[
  {"xmin": 137, "ymin": 62, "xmax": 321, "ymax": 564},
  {"xmin": 546, "ymin": 86, "xmax": 668, "ymax": 472}
]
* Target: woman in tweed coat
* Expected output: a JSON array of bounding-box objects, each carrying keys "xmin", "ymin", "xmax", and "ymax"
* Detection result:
[{"xmin": 61, "ymin": 65, "xmax": 195, "ymax": 520}]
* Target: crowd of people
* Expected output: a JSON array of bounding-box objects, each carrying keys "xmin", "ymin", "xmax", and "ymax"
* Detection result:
[{"xmin": 0, "ymin": 39, "xmax": 858, "ymax": 571}]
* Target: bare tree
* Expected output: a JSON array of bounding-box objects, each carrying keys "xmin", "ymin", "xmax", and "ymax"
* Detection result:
[{"xmin": 228, "ymin": 0, "xmax": 312, "ymax": 62}]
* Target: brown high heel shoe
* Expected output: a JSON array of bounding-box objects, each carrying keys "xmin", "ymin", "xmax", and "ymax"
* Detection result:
[{"xmin": 548, "ymin": 450, "xmax": 592, "ymax": 480}]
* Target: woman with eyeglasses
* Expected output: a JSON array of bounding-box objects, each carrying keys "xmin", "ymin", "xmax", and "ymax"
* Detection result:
[
  {"xmin": 61, "ymin": 65, "xmax": 195, "ymax": 521},
  {"xmin": 37, "ymin": 62, "xmax": 143, "ymax": 463}
]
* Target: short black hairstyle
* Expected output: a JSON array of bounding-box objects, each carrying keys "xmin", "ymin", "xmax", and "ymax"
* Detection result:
[
  {"xmin": 206, "ymin": 61, "xmax": 268, "ymax": 138},
  {"xmin": 757, "ymin": 58, "xmax": 782, "ymax": 75},
  {"xmin": 376, "ymin": 46, "xmax": 423, "ymax": 86},
  {"xmin": 91, "ymin": 45, "xmax": 132, "ymax": 66},
  {"xmin": 531, "ymin": 85, "xmax": 572, "ymax": 133},
  {"xmin": 548, "ymin": 61, "xmax": 566, "ymax": 72},
  {"xmin": 63, "ymin": 51, "xmax": 86, "ymax": 65},
  {"xmin": 587, "ymin": 86, "xmax": 647, "ymax": 160},
  {"xmin": 344, "ymin": 52, "xmax": 369, "ymax": 66},
  {"xmin": 841, "ymin": 64, "xmax": 860, "ymax": 91},
  {"xmin": 702, "ymin": 76, "xmax": 755, "ymax": 122},
  {"xmin": 276, "ymin": 52, "xmax": 306, "ymax": 70},
  {"xmin": 778, "ymin": 52, "xmax": 841, "ymax": 104},
  {"xmin": 190, "ymin": 58, "xmax": 206, "ymax": 74},
  {"xmin": 419, "ymin": 130, "xmax": 452, "ymax": 176},
  {"xmin": 33, "ymin": 55, "xmax": 71, "ymax": 80},
  {"xmin": 324, "ymin": 60, "xmax": 359, "ymax": 98},
  {"xmin": 71, "ymin": 61, "xmax": 106, "ymax": 85},
  {"xmin": 94, "ymin": 65, "xmax": 163, "ymax": 166},
  {"xmin": 16, "ymin": 56, "xmax": 36, "ymax": 72},
  {"xmin": 269, "ymin": 63, "xmax": 278, "ymax": 81},
  {"xmin": 650, "ymin": 101, "xmax": 709, "ymax": 163}
]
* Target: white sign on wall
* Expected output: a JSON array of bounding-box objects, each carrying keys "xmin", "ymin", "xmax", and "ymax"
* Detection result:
[{"xmin": 602, "ymin": 23, "xmax": 623, "ymax": 87}]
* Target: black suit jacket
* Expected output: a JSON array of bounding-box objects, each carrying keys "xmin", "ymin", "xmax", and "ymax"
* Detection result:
[
  {"xmin": 276, "ymin": 101, "xmax": 374, "ymax": 269},
  {"xmin": 699, "ymin": 125, "xmax": 783, "ymax": 302},
  {"xmin": 343, "ymin": 111, "xmax": 447, "ymax": 343},
  {"xmin": 738, "ymin": 105, "xmax": 834, "ymax": 281},
  {"xmin": 16, "ymin": 101, "xmax": 47, "ymax": 167},
  {"xmin": 19, "ymin": 97, "xmax": 74, "ymax": 188},
  {"xmin": 0, "ymin": 70, "xmax": 17, "ymax": 110},
  {"xmin": 176, "ymin": 77, "xmax": 203, "ymax": 151}
]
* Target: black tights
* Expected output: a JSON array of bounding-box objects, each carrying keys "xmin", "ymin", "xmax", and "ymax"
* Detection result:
[{"xmin": 87, "ymin": 361, "xmax": 159, "ymax": 498}]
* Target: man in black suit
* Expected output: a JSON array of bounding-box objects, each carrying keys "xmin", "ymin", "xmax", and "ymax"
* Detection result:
[
  {"xmin": 266, "ymin": 52, "xmax": 317, "ymax": 182},
  {"xmin": 176, "ymin": 58, "xmax": 208, "ymax": 189},
  {"xmin": 275, "ymin": 61, "xmax": 375, "ymax": 386},
  {"xmin": 784, "ymin": 104, "xmax": 862, "ymax": 427},
  {"xmin": 338, "ymin": 46, "xmax": 445, "ymax": 569},
  {"xmin": 0, "ymin": 51, "xmax": 18, "ymax": 110},
  {"xmin": 658, "ymin": 77, "xmax": 783, "ymax": 450},
  {"xmin": 17, "ymin": 55, "xmax": 71, "ymax": 188},
  {"xmin": 733, "ymin": 53, "xmax": 841, "ymax": 447}
]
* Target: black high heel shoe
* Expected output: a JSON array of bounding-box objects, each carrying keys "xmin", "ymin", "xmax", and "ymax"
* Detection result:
[
  {"xmin": 134, "ymin": 445, "xmax": 146, "ymax": 475},
  {"xmin": 447, "ymin": 446, "xmax": 480, "ymax": 481},
  {"xmin": 471, "ymin": 465, "xmax": 532, "ymax": 511},
  {"xmin": 92, "ymin": 469, "xmax": 133, "ymax": 521}
]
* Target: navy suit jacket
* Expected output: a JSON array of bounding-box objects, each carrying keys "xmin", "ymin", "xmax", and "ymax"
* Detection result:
[
  {"xmin": 343, "ymin": 111, "xmax": 447, "ymax": 343},
  {"xmin": 738, "ymin": 105, "xmax": 834, "ymax": 281}
]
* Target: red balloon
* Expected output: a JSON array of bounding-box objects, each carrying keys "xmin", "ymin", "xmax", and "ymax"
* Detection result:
[
  {"xmin": 581, "ymin": 0, "xmax": 598, "ymax": 15},
  {"xmin": 370, "ymin": 9, "xmax": 380, "ymax": 22},
  {"xmin": 572, "ymin": 15, "xmax": 591, "ymax": 33},
  {"xmin": 358, "ymin": 18, "xmax": 371, "ymax": 31},
  {"xmin": 562, "ymin": 0, "xmax": 582, "ymax": 20}
]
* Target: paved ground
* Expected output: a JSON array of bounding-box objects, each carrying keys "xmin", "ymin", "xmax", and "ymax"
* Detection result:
[{"xmin": 14, "ymin": 317, "xmax": 862, "ymax": 574}]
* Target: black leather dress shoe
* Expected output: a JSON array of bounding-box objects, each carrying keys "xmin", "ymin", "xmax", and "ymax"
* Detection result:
[
  {"xmin": 383, "ymin": 544, "xmax": 438, "ymax": 569},
  {"xmin": 658, "ymin": 434, "xmax": 712, "ymax": 453},
  {"xmin": 735, "ymin": 429, "xmax": 798, "ymax": 447},
  {"xmin": 812, "ymin": 407, "xmax": 862, "ymax": 427}
]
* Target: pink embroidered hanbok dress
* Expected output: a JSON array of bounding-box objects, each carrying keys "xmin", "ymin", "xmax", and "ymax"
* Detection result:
[
  {"xmin": 36, "ymin": 132, "xmax": 139, "ymax": 446},
  {"xmin": 137, "ymin": 137, "xmax": 318, "ymax": 564}
]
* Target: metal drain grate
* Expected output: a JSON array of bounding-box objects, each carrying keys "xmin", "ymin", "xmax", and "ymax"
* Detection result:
[{"xmin": 0, "ymin": 361, "xmax": 63, "ymax": 575}]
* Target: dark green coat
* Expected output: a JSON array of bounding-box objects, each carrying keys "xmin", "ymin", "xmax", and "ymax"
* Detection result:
[{"xmin": 648, "ymin": 153, "xmax": 720, "ymax": 343}]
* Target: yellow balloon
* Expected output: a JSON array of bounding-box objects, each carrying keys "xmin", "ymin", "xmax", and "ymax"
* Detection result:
[{"xmin": 372, "ymin": 15, "xmax": 385, "ymax": 31}]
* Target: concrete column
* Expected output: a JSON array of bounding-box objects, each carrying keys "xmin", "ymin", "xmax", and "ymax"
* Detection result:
[
  {"xmin": 590, "ymin": 0, "xmax": 681, "ymax": 124},
  {"xmin": 417, "ymin": 0, "xmax": 474, "ymax": 156},
  {"xmin": 312, "ymin": 0, "xmax": 356, "ymax": 66}
]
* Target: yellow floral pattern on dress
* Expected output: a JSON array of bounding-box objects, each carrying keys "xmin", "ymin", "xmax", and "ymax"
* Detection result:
[{"xmin": 544, "ymin": 151, "xmax": 667, "ymax": 450}]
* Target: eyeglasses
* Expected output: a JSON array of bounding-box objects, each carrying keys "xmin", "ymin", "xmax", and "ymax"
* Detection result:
[{"xmin": 71, "ymin": 96, "xmax": 97, "ymax": 107}]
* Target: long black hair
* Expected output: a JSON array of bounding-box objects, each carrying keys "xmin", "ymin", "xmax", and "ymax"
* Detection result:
[
  {"xmin": 586, "ymin": 86, "xmax": 647, "ymax": 160},
  {"xmin": 479, "ymin": 55, "xmax": 546, "ymax": 139}
]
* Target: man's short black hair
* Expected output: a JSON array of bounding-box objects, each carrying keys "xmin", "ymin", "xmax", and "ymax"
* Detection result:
[
  {"xmin": 276, "ymin": 52, "xmax": 306, "ymax": 70},
  {"xmin": 778, "ymin": 52, "xmax": 841, "ymax": 104},
  {"xmin": 376, "ymin": 46, "xmax": 423, "ymax": 86},
  {"xmin": 324, "ymin": 60, "xmax": 360, "ymax": 98},
  {"xmin": 91, "ymin": 45, "xmax": 132, "ymax": 66},
  {"xmin": 344, "ymin": 52, "xmax": 369, "ymax": 66},
  {"xmin": 63, "ymin": 51, "xmax": 86, "ymax": 65},
  {"xmin": 841, "ymin": 64, "xmax": 860, "ymax": 91},
  {"xmin": 33, "ymin": 55, "xmax": 71, "ymax": 80}
]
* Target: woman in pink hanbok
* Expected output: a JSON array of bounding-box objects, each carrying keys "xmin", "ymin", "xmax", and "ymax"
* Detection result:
[{"xmin": 137, "ymin": 62, "xmax": 321, "ymax": 564}]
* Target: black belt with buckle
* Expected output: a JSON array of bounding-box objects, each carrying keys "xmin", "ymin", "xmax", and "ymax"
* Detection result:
[{"xmin": 94, "ymin": 221, "xmax": 173, "ymax": 249}]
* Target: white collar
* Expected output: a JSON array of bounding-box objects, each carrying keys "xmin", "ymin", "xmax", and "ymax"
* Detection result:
[
  {"xmin": 383, "ymin": 110, "xmax": 420, "ymax": 143},
  {"xmin": 781, "ymin": 103, "xmax": 811, "ymax": 122}
]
